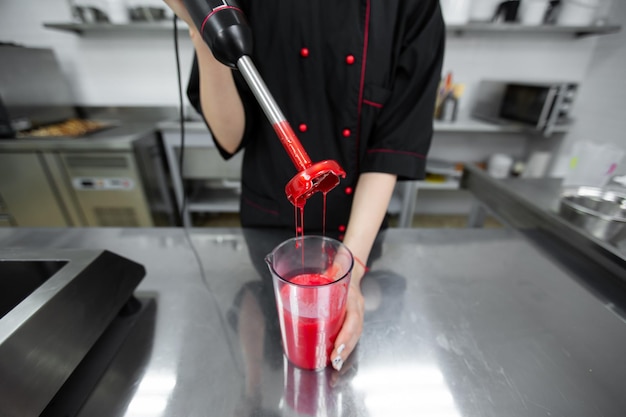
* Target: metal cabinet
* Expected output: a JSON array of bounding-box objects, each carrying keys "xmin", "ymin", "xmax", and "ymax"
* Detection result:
[
  {"xmin": 0, "ymin": 187, "xmax": 15, "ymax": 226},
  {"xmin": 0, "ymin": 128, "xmax": 175, "ymax": 227},
  {"xmin": 160, "ymin": 122, "xmax": 243, "ymax": 226},
  {"xmin": 55, "ymin": 151, "xmax": 155, "ymax": 227},
  {"xmin": 0, "ymin": 153, "xmax": 73, "ymax": 226}
]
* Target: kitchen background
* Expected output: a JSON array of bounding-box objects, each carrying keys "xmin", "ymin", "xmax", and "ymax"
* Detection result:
[{"xmin": 0, "ymin": 0, "xmax": 625, "ymax": 225}]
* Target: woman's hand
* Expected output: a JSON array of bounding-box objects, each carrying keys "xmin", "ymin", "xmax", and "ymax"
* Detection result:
[
  {"xmin": 330, "ymin": 263, "xmax": 366, "ymax": 371},
  {"xmin": 331, "ymin": 172, "xmax": 397, "ymax": 371}
]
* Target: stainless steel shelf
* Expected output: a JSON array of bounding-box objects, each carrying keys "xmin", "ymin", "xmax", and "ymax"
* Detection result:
[
  {"xmin": 44, "ymin": 21, "xmax": 621, "ymax": 38},
  {"xmin": 186, "ymin": 187, "xmax": 240, "ymax": 213},
  {"xmin": 447, "ymin": 22, "xmax": 622, "ymax": 37},
  {"xmin": 159, "ymin": 118, "xmax": 567, "ymax": 135},
  {"xmin": 416, "ymin": 179, "xmax": 461, "ymax": 190},
  {"xmin": 434, "ymin": 118, "xmax": 571, "ymax": 134},
  {"xmin": 43, "ymin": 21, "xmax": 189, "ymax": 34},
  {"xmin": 435, "ymin": 119, "xmax": 527, "ymax": 133}
]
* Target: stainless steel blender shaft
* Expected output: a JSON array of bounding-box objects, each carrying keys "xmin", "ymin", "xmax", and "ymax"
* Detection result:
[{"xmin": 236, "ymin": 55, "xmax": 287, "ymax": 126}]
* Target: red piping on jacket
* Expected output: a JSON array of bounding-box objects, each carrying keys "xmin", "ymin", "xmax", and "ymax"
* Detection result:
[
  {"xmin": 242, "ymin": 197, "xmax": 279, "ymax": 216},
  {"xmin": 363, "ymin": 99, "xmax": 383, "ymax": 108},
  {"xmin": 355, "ymin": 0, "xmax": 371, "ymax": 173}
]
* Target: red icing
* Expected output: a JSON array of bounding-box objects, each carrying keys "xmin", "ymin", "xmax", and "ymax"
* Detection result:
[
  {"xmin": 272, "ymin": 121, "xmax": 311, "ymax": 171},
  {"xmin": 279, "ymin": 273, "xmax": 347, "ymax": 370}
]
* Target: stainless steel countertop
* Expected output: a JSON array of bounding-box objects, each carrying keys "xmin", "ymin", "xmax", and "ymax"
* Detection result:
[
  {"xmin": 2, "ymin": 227, "xmax": 626, "ymax": 416},
  {"xmin": 157, "ymin": 120, "xmax": 210, "ymax": 133},
  {"xmin": 463, "ymin": 164, "xmax": 626, "ymax": 283},
  {"xmin": 0, "ymin": 123, "xmax": 157, "ymax": 151}
]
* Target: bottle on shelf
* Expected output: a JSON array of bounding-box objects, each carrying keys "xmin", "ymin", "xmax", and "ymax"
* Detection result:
[{"xmin": 435, "ymin": 72, "xmax": 465, "ymax": 123}]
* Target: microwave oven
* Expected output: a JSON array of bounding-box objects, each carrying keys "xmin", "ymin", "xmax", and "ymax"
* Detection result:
[{"xmin": 471, "ymin": 80, "xmax": 578, "ymax": 136}]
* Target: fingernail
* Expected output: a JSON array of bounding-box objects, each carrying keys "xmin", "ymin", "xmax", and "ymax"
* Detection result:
[
  {"xmin": 337, "ymin": 344, "xmax": 345, "ymax": 354},
  {"xmin": 332, "ymin": 355, "xmax": 343, "ymax": 371}
]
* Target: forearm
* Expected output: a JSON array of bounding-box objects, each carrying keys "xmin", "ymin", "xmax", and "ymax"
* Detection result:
[
  {"xmin": 342, "ymin": 172, "xmax": 397, "ymax": 284},
  {"xmin": 190, "ymin": 30, "xmax": 245, "ymax": 154}
]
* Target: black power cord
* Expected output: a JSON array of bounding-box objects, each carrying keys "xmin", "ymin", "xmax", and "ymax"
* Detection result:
[
  {"xmin": 172, "ymin": 15, "xmax": 243, "ymax": 376},
  {"xmin": 173, "ymin": 15, "xmax": 187, "ymax": 224}
]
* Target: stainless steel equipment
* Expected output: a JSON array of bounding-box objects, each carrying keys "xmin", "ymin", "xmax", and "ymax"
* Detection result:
[
  {"xmin": 0, "ymin": 45, "xmax": 174, "ymax": 227},
  {"xmin": 463, "ymin": 163, "xmax": 626, "ymax": 281},
  {"xmin": 0, "ymin": 192, "xmax": 11, "ymax": 226},
  {"xmin": 160, "ymin": 122, "xmax": 243, "ymax": 226},
  {"xmin": 0, "ymin": 45, "xmax": 116, "ymax": 139},
  {"xmin": 0, "ymin": 248, "xmax": 145, "ymax": 417},
  {"xmin": 0, "ymin": 151, "xmax": 73, "ymax": 226},
  {"xmin": 0, "ymin": 45, "xmax": 76, "ymax": 136},
  {"xmin": 0, "ymin": 45, "xmax": 115, "ymax": 139},
  {"xmin": 0, "ymin": 126, "xmax": 174, "ymax": 227},
  {"xmin": 1, "ymin": 227, "xmax": 626, "ymax": 416},
  {"xmin": 57, "ymin": 143, "xmax": 158, "ymax": 227},
  {"xmin": 471, "ymin": 79, "xmax": 578, "ymax": 136},
  {"xmin": 559, "ymin": 186, "xmax": 626, "ymax": 243}
]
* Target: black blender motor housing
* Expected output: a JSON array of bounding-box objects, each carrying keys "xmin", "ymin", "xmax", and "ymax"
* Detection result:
[{"xmin": 182, "ymin": 0, "xmax": 253, "ymax": 68}]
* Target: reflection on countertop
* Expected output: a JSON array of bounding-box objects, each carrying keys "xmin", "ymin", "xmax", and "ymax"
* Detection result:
[{"xmin": 1, "ymin": 227, "xmax": 626, "ymax": 416}]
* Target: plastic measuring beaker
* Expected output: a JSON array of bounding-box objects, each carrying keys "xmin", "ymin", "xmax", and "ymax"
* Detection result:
[{"xmin": 265, "ymin": 235, "xmax": 353, "ymax": 370}]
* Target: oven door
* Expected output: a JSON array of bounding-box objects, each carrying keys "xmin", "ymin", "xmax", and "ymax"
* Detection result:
[{"xmin": 499, "ymin": 84, "xmax": 558, "ymax": 130}]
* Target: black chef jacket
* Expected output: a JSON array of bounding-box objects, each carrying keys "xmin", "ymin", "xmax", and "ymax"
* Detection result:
[{"xmin": 188, "ymin": 0, "xmax": 445, "ymax": 235}]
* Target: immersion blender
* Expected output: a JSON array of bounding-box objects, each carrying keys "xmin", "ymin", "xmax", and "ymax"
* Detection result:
[{"xmin": 182, "ymin": 0, "xmax": 346, "ymax": 207}]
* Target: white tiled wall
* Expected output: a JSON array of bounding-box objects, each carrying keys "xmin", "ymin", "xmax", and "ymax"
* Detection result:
[
  {"xmin": 555, "ymin": 0, "xmax": 626, "ymax": 173},
  {"xmin": 0, "ymin": 0, "xmax": 194, "ymax": 105}
]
